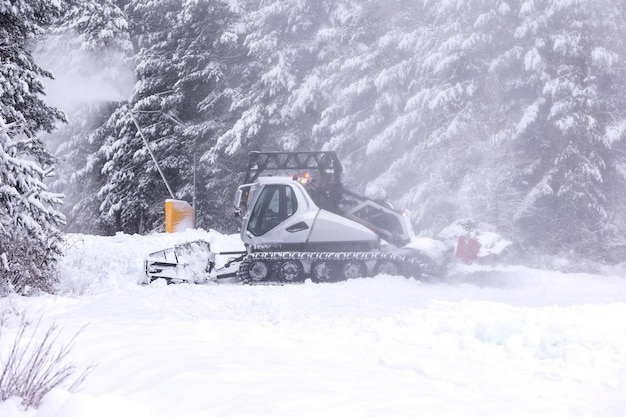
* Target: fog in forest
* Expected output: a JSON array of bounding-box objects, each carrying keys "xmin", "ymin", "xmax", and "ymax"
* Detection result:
[{"xmin": 32, "ymin": 0, "xmax": 626, "ymax": 268}]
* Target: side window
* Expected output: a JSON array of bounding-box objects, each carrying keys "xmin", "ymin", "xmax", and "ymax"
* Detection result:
[
  {"xmin": 247, "ymin": 185, "xmax": 298, "ymax": 236},
  {"xmin": 285, "ymin": 185, "xmax": 297, "ymax": 217}
]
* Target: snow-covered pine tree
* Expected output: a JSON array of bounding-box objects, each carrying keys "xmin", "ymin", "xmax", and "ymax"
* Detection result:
[
  {"xmin": 205, "ymin": 0, "xmax": 386, "ymax": 231},
  {"xmin": 316, "ymin": 0, "xmax": 626, "ymax": 263},
  {"xmin": 163, "ymin": 0, "xmax": 247, "ymax": 231},
  {"xmin": 0, "ymin": 0, "xmax": 66, "ymax": 294},
  {"xmin": 70, "ymin": 0, "xmax": 188, "ymax": 234},
  {"xmin": 215, "ymin": 0, "xmax": 342, "ymax": 155},
  {"xmin": 316, "ymin": 0, "xmax": 512, "ymax": 234},
  {"xmin": 508, "ymin": 0, "xmax": 626, "ymax": 261},
  {"xmin": 602, "ymin": 7, "xmax": 626, "ymax": 262},
  {"xmin": 82, "ymin": 0, "xmax": 244, "ymax": 234},
  {"xmin": 394, "ymin": 0, "xmax": 524, "ymax": 235},
  {"xmin": 312, "ymin": 0, "xmax": 437, "ymax": 211},
  {"xmin": 40, "ymin": 0, "xmax": 134, "ymax": 233}
]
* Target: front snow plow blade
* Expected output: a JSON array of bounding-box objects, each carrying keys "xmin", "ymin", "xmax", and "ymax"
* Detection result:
[{"xmin": 143, "ymin": 240, "xmax": 214, "ymax": 284}]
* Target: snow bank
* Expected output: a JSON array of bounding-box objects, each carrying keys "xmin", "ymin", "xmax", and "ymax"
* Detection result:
[{"xmin": 0, "ymin": 229, "xmax": 625, "ymax": 417}]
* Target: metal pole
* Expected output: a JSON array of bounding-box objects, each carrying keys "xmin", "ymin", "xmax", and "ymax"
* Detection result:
[
  {"xmin": 193, "ymin": 153, "xmax": 197, "ymax": 228},
  {"xmin": 163, "ymin": 111, "xmax": 197, "ymax": 227},
  {"xmin": 127, "ymin": 105, "xmax": 176, "ymax": 200}
]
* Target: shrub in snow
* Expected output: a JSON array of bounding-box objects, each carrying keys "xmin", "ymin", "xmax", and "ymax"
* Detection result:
[{"xmin": 0, "ymin": 313, "xmax": 92, "ymax": 408}]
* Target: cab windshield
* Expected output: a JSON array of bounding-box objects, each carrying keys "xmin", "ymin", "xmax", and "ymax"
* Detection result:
[{"xmin": 247, "ymin": 184, "xmax": 298, "ymax": 236}]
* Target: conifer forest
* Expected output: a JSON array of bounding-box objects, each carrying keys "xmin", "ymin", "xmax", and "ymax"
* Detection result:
[{"xmin": 2, "ymin": 0, "xmax": 626, "ymax": 292}]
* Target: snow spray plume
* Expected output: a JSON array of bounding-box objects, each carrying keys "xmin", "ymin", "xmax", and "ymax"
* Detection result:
[{"xmin": 34, "ymin": 32, "xmax": 136, "ymax": 114}]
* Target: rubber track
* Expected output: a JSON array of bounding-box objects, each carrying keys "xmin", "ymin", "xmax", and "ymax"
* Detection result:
[{"xmin": 238, "ymin": 251, "xmax": 423, "ymax": 283}]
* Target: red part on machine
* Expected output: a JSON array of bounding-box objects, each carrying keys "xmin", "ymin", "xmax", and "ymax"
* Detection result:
[{"xmin": 456, "ymin": 235, "xmax": 481, "ymax": 264}]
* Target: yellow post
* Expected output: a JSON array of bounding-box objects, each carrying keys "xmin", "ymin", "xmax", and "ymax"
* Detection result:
[{"xmin": 165, "ymin": 199, "xmax": 195, "ymax": 233}]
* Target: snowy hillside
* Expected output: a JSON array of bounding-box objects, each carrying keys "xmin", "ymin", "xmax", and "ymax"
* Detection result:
[{"xmin": 1, "ymin": 229, "xmax": 626, "ymax": 417}]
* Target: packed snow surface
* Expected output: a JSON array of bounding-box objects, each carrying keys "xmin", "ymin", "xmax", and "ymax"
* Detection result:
[{"xmin": 1, "ymin": 228, "xmax": 626, "ymax": 417}]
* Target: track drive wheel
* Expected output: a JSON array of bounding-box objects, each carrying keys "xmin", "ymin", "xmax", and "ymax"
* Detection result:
[
  {"xmin": 247, "ymin": 259, "xmax": 271, "ymax": 282},
  {"xmin": 311, "ymin": 260, "xmax": 335, "ymax": 283},
  {"xmin": 278, "ymin": 259, "xmax": 304, "ymax": 282},
  {"xmin": 341, "ymin": 260, "xmax": 366, "ymax": 280},
  {"xmin": 374, "ymin": 259, "xmax": 402, "ymax": 276}
]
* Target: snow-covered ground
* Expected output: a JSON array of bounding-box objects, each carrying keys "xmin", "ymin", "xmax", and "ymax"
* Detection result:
[{"xmin": 1, "ymin": 228, "xmax": 626, "ymax": 417}]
